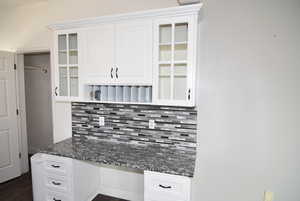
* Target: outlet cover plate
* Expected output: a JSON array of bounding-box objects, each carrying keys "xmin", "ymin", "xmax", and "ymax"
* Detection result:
[
  {"xmin": 149, "ymin": 119, "xmax": 155, "ymax": 129},
  {"xmin": 99, "ymin": 116, "xmax": 105, "ymax": 126}
]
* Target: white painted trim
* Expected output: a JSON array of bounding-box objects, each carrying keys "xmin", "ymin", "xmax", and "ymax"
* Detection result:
[
  {"xmin": 48, "ymin": 4, "xmax": 203, "ymax": 30},
  {"xmin": 16, "ymin": 47, "xmax": 50, "ymax": 54},
  {"xmin": 15, "ymin": 54, "xmax": 29, "ymax": 174}
]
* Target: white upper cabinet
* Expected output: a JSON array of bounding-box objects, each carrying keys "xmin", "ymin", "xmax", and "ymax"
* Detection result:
[
  {"xmin": 82, "ymin": 24, "xmax": 115, "ymax": 84},
  {"xmin": 115, "ymin": 20, "xmax": 152, "ymax": 85},
  {"xmin": 50, "ymin": 4, "xmax": 202, "ymax": 106}
]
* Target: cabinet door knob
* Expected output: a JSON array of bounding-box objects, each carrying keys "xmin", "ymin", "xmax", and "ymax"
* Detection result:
[
  {"xmin": 110, "ymin": 67, "xmax": 114, "ymax": 79},
  {"xmin": 159, "ymin": 184, "xmax": 172, "ymax": 189},
  {"xmin": 188, "ymin": 89, "xmax": 191, "ymax": 100},
  {"xmin": 55, "ymin": 87, "xmax": 58, "ymax": 96},
  {"xmin": 116, "ymin": 67, "xmax": 118, "ymax": 79}
]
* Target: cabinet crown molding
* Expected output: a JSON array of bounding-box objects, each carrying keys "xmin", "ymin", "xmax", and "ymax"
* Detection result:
[{"xmin": 48, "ymin": 4, "xmax": 202, "ymax": 30}]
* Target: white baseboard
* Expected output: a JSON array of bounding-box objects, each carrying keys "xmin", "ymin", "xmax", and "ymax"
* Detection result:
[{"xmin": 98, "ymin": 186, "xmax": 144, "ymax": 201}]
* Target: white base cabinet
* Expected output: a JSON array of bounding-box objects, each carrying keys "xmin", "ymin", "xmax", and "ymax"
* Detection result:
[
  {"xmin": 32, "ymin": 154, "xmax": 192, "ymax": 201},
  {"xmin": 31, "ymin": 154, "xmax": 100, "ymax": 201}
]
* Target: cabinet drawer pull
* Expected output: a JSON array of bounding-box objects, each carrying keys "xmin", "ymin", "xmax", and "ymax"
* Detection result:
[
  {"xmin": 53, "ymin": 198, "xmax": 61, "ymax": 201},
  {"xmin": 52, "ymin": 181, "xmax": 61, "ymax": 186},
  {"xmin": 188, "ymin": 89, "xmax": 191, "ymax": 100},
  {"xmin": 110, "ymin": 67, "xmax": 114, "ymax": 79},
  {"xmin": 51, "ymin": 164, "xmax": 60, "ymax": 168},
  {"xmin": 159, "ymin": 184, "xmax": 172, "ymax": 189}
]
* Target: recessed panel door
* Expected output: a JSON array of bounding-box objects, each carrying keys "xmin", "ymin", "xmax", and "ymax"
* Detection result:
[{"xmin": 0, "ymin": 51, "xmax": 21, "ymax": 183}]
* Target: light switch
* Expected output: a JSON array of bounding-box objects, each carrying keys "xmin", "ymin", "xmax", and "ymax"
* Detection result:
[
  {"xmin": 99, "ymin": 116, "xmax": 105, "ymax": 126},
  {"xmin": 149, "ymin": 119, "xmax": 155, "ymax": 129},
  {"xmin": 264, "ymin": 191, "xmax": 274, "ymax": 201}
]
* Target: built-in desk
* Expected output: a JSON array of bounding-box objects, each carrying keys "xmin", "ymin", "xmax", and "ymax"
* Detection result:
[{"xmin": 32, "ymin": 137, "xmax": 196, "ymax": 201}]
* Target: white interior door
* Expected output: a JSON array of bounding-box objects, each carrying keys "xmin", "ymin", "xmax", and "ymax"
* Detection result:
[{"xmin": 0, "ymin": 51, "xmax": 21, "ymax": 183}]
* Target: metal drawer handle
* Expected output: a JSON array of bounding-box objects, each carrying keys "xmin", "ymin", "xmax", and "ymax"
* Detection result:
[
  {"xmin": 188, "ymin": 89, "xmax": 191, "ymax": 100},
  {"xmin": 110, "ymin": 67, "xmax": 114, "ymax": 79},
  {"xmin": 159, "ymin": 184, "xmax": 172, "ymax": 189},
  {"xmin": 55, "ymin": 87, "xmax": 58, "ymax": 96},
  {"xmin": 53, "ymin": 198, "xmax": 61, "ymax": 201},
  {"xmin": 52, "ymin": 181, "xmax": 61, "ymax": 186},
  {"xmin": 51, "ymin": 164, "xmax": 60, "ymax": 168}
]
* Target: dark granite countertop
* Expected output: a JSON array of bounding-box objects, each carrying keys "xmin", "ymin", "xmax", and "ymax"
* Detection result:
[{"xmin": 41, "ymin": 137, "xmax": 196, "ymax": 177}]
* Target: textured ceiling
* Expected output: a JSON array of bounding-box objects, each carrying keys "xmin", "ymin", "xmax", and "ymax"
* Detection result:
[{"xmin": 0, "ymin": 0, "xmax": 46, "ymax": 8}]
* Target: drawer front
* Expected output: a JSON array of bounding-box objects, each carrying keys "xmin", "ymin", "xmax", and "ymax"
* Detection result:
[
  {"xmin": 43, "ymin": 154, "xmax": 72, "ymax": 176},
  {"xmin": 46, "ymin": 190, "xmax": 71, "ymax": 201},
  {"xmin": 45, "ymin": 175, "xmax": 70, "ymax": 193},
  {"xmin": 144, "ymin": 171, "xmax": 191, "ymax": 201},
  {"xmin": 45, "ymin": 160, "xmax": 68, "ymax": 175}
]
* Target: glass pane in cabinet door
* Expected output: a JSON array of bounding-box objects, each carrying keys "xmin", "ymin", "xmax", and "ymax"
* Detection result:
[
  {"xmin": 173, "ymin": 63, "xmax": 187, "ymax": 100},
  {"xmin": 68, "ymin": 33, "xmax": 77, "ymax": 50},
  {"xmin": 70, "ymin": 77, "xmax": 78, "ymax": 96},
  {"xmin": 159, "ymin": 64, "xmax": 171, "ymax": 99},
  {"xmin": 159, "ymin": 24, "xmax": 172, "ymax": 44},
  {"xmin": 58, "ymin": 35, "xmax": 67, "ymax": 50},
  {"xmin": 159, "ymin": 44, "xmax": 171, "ymax": 62},
  {"xmin": 69, "ymin": 50, "xmax": 78, "ymax": 65},
  {"xmin": 175, "ymin": 23, "xmax": 188, "ymax": 43},
  {"xmin": 58, "ymin": 51, "xmax": 67, "ymax": 65},
  {"xmin": 69, "ymin": 67, "xmax": 78, "ymax": 96},
  {"xmin": 59, "ymin": 67, "xmax": 68, "ymax": 96},
  {"xmin": 174, "ymin": 44, "xmax": 187, "ymax": 61}
]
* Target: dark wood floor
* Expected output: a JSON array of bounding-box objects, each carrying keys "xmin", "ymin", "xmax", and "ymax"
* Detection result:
[
  {"xmin": 0, "ymin": 173, "xmax": 128, "ymax": 201},
  {"xmin": 0, "ymin": 173, "xmax": 33, "ymax": 201}
]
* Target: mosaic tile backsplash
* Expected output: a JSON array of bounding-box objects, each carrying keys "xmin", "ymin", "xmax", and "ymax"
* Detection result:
[{"xmin": 72, "ymin": 102, "xmax": 197, "ymax": 150}]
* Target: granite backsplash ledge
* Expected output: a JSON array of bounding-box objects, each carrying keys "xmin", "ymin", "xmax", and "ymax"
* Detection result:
[{"xmin": 72, "ymin": 102, "xmax": 197, "ymax": 151}]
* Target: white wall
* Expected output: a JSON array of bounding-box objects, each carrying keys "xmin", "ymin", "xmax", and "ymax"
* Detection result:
[
  {"xmin": 1, "ymin": 0, "xmax": 300, "ymax": 200},
  {"xmin": 193, "ymin": 0, "xmax": 300, "ymax": 200},
  {"xmin": 0, "ymin": 0, "xmax": 176, "ymax": 51},
  {"xmin": 24, "ymin": 53, "xmax": 53, "ymax": 153}
]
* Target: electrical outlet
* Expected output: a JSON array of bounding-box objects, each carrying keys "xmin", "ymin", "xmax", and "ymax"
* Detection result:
[
  {"xmin": 99, "ymin": 116, "xmax": 105, "ymax": 126},
  {"xmin": 149, "ymin": 119, "xmax": 155, "ymax": 129},
  {"xmin": 264, "ymin": 191, "xmax": 274, "ymax": 201}
]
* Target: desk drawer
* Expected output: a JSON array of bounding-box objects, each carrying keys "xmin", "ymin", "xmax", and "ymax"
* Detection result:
[
  {"xmin": 46, "ymin": 190, "xmax": 71, "ymax": 201},
  {"xmin": 45, "ymin": 174, "xmax": 71, "ymax": 193},
  {"xmin": 144, "ymin": 171, "xmax": 191, "ymax": 201},
  {"xmin": 43, "ymin": 154, "xmax": 72, "ymax": 176}
]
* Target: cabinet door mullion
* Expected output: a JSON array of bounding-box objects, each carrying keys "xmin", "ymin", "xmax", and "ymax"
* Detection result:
[
  {"xmin": 170, "ymin": 23, "xmax": 175, "ymax": 100},
  {"xmin": 66, "ymin": 33, "xmax": 70, "ymax": 97}
]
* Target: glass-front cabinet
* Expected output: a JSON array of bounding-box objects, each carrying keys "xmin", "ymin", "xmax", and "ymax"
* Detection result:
[
  {"xmin": 153, "ymin": 16, "xmax": 197, "ymax": 106},
  {"xmin": 54, "ymin": 31, "xmax": 80, "ymax": 100}
]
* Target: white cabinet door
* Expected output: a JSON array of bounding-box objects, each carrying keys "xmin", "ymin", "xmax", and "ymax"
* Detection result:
[
  {"xmin": 54, "ymin": 30, "xmax": 81, "ymax": 101},
  {"xmin": 115, "ymin": 20, "xmax": 153, "ymax": 85},
  {"xmin": 82, "ymin": 24, "xmax": 115, "ymax": 84},
  {"xmin": 152, "ymin": 16, "xmax": 198, "ymax": 106}
]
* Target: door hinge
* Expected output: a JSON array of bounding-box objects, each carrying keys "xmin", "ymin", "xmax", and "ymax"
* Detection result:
[
  {"xmin": 16, "ymin": 109, "xmax": 19, "ymax": 115},
  {"xmin": 14, "ymin": 64, "xmax": 16, "ymax": 70},
  {"xmin": 19, "ymin": 152, "xmax": 22, "ymax": 158}
]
